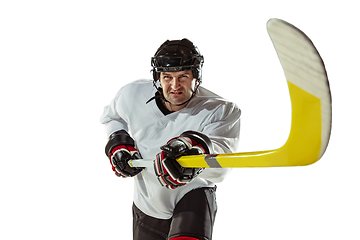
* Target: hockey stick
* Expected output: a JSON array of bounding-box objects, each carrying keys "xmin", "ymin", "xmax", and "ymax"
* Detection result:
[{"xmin": 129, "ymin": 18, "xmax": 332, "ymax": 168}]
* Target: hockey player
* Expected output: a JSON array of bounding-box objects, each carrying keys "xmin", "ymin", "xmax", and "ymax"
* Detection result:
[{"xmin": 100, "ymin": 39, "xmax": 241, "ymax": 240}]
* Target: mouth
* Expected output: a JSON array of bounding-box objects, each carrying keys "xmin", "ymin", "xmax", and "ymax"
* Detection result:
[{"xmin": 169, "ymin": 91, "xmax": 183, "ymax": 96}]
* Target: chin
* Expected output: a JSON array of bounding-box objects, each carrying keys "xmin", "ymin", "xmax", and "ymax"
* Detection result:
[{"xmin": 170, "ymin": 97, "xmax": 188, "ymax": 104}]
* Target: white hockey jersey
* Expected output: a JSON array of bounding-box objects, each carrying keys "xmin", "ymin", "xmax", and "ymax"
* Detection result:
[{"xmin": 100, "ymin": 79, "xmax": 241, "ymax": 219}]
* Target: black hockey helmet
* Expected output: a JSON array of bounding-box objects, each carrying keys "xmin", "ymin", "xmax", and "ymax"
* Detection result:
[
  {"xmin": 147, "ymin": 39, "xmax": 204, "ymax": 106},
  {"xmin": 151, "ymin": 38, "xmax": 204, "ymax": 83}
]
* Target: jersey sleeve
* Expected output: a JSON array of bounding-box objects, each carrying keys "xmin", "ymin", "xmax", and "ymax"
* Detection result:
[
  {"xmin": 100, "ymin": 86, "xmax": 130, "ymax": 137},
  {"xmin": 199, "ymin": 102, "xmax": 241, "ymax": 183}
]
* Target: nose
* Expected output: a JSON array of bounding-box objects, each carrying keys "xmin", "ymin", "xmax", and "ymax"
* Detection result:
[{"xmin": 171, "ymin": 77, "xmax": 181, "ymax": 89}]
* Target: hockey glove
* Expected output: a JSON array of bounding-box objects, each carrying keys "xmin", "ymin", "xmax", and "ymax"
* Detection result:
[
  {"xmin": 105, "ymin": 130, "xmax": 143, "ymax": 177},
  {"xmin": 154, "ymin": 131, "xmax": 213, "ymax": 189}
]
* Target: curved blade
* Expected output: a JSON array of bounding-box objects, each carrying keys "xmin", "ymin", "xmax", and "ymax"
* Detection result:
[{"xmin": 177, "ymin": 19, "xmax": 332, "ymax": 168}]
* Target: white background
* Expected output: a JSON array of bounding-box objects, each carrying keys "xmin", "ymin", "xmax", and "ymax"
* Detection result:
[{"xmin": 1, "ymin": 0, "xmax": 359, "ymax": 239}]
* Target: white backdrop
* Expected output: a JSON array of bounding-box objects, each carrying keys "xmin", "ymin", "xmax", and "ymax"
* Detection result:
[{"xmin": 1, "ymin": 1, "xmax": 359, "ymax": 239}]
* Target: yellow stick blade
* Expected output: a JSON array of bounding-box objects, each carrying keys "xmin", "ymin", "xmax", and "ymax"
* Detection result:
[{"xmin": 176, "ymin": 19, "xmax": 332, "ymax": 168}]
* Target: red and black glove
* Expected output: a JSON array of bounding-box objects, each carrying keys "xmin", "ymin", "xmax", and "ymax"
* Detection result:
[
  {"xmin": 105, "ymin": 130, "xmax": 143, "ymax": 177},
  {"xmin": 154, "ymin": 131, "xmax": 213, "ymax": 189}
]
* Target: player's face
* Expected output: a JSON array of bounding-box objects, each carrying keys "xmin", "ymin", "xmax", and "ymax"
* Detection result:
[{"xmin": 159, "ymin": 70, "xmax": 196, "ymax": 110}]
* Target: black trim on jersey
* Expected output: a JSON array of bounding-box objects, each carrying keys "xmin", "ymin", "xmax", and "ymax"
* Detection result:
[{"xmin": 155, "ymin": 92, "xmax": 174, "ymax": 116}]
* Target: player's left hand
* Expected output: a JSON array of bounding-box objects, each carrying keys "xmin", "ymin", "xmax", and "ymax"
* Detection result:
[{"xmin": 154, "ymin": 131, "xmax": 212, "ymax": 189}]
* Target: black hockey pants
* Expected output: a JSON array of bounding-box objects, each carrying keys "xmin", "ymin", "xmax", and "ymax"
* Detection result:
[{"xmin": 132, "ymin": 186, "xmax": 217, "ymax": 240}]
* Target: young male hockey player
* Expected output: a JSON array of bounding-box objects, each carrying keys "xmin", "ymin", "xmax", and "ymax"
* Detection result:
[{"xmin": 100, "ymin": 39, "xmax": 241, "ymax": 240}]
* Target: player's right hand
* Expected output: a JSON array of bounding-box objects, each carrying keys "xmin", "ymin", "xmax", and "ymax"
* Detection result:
[
  {"xmin": 105, "ymin": 130, "xmax": 143, "ymax": 177},
  {"xmin": 109, "ymin": 145, "xmax": 142, "ymax": 177}
]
